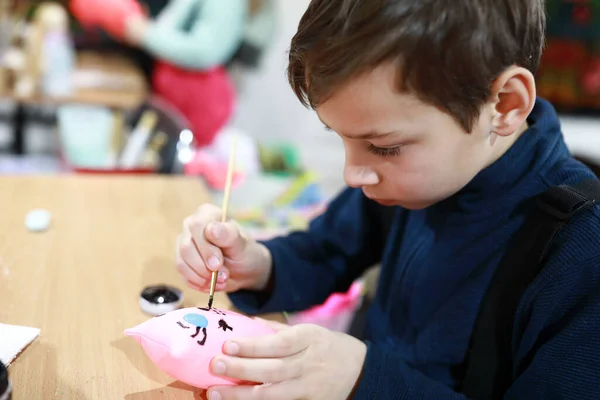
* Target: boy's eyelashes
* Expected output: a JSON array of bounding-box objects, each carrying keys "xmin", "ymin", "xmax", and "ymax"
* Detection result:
[
  {"xmin": 367, "ymin": 143, "xmax": 403, "ymax": 157},
  {"xmin": 323, "ymin": 124, "xmax": 404, "ymax": 157}
]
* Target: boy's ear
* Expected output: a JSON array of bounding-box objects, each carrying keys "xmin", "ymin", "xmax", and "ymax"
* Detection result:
[{"xmin": 490, "ymin": 66, "xmax": 536, "ymax": 137}]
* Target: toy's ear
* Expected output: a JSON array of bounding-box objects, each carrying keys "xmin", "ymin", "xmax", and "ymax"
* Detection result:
[
  {"xmin": 124, "ymin": 328, "xmax": 142, "ymax": 344},
  {"xmin": 490, "ymin": 66, "xmax": 536, "ymax": 137}
]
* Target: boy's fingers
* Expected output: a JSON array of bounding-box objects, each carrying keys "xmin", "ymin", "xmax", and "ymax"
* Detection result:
[
  {"xmin": 252, "ymin": 317, "xmax": 290, "ymax": 332},
  {"xmin": 185, "ymin": 208, "xmax": 225, "ymax": 273},
  {"xmin": 224, "ymin": 328, "xmax": 306, "ymax": 358},
  {"xmin": 206, "ymin": 221, "xmax": 247, "ymax": 256},
  {"xmin": 184, "ymin": 204, "xmax": 222, "ymax": 235},
  {"xmin": 217, "ymin": 267, "xmax": 230, "ymax": 284},
  {"xmin": 176, "ymin": 254, "xmax": 207, "ymax": 288},
  {"xmin": 177, "ymin": 233, "xmax": 210, "ymax": 278},
  {"xmin": 210, "ymin": 355, "xmax": 303, "ymax": 385},
  {"xmin": 187, "ymin": 280, "xmax": 227, "ymax": 293}
]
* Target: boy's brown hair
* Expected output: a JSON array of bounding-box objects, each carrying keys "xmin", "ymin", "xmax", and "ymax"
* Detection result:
[{"xmin": 287, "ymin": 0, "xmax": 546, "ymax": 132}]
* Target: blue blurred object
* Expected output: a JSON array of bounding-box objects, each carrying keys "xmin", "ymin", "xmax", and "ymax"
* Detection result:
[{"xmin": 289, "ymin": 183, "xmax": 325, "ymax": 208}]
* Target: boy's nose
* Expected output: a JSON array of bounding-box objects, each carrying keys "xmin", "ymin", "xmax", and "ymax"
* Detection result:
[{"xmin": 344, "ymin": 165, "xmax": 379, "ymax": 188}]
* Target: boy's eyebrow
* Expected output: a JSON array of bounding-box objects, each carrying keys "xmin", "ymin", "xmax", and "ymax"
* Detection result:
[
  {"xmin": 322, "ymin": 124, "xmax": 401, "ymax": 140},
  {"xmin": 319, "ymin": 116, "xmax": 403, "ymax": 139},
  {"xmin": 345, "ymin": 131, "xmax": 400, "ymax": 140}
]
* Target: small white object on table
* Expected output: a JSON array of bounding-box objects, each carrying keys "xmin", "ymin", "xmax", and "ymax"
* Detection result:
[{"xmin": 24, "ymin": 209, "xmax": 51, "ymax": 232}]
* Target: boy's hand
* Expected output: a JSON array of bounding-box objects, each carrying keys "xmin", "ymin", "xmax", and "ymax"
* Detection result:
[
  {"xmin": 207, "ymin": 319, "xmax": 367, "ymax": 400},
  {"xmin": 176, "ymin": 204, "xmax": 272, "ymax": 293}
]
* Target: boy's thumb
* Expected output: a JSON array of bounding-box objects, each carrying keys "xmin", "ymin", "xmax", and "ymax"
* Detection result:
[{"xmin": 206, "ymin": 221, "xmax": 247, "ymax": 255}]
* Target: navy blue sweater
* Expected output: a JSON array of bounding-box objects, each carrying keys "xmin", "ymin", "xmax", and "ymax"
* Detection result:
[{"xmin": 229, "ymin": 98, "xmax": 600, "ymax": 399}]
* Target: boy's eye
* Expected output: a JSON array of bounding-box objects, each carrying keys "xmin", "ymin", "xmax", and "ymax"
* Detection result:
[{"xmin": 367, "ymin": 144, "xmax": 403, "ymax": 157}]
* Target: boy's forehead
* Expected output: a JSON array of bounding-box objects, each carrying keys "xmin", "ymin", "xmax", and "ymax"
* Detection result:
[{"xmin": 315, "ymin": 64, "xmax": 430, "ymax": 137}]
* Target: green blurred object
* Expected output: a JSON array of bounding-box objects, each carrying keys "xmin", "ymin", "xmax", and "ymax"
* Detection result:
[{"xmin": 258, "ymin": 142, "xmax": 304, "ymax": 177}]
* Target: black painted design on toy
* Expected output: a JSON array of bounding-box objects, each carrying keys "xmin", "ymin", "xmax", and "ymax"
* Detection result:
[
  {"xmin": 218, "ymin": 319, "xmax": 233, "ymax": 332},
  {"xmin": 197, "ymin": 307, "xmax": 226, "ymax": 316},
  {"xmin": 178, "ymin": 314, "xmax": 209, "ymax": 346},
  {"xmin": 191, "ymin": 326, "xmax": 208, "ymax": 345}
]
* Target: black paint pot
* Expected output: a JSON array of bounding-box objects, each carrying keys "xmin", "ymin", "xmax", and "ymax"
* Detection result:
[
  {"xmin": 139, "ymin": 284, "xmax": 184, "ymax": 316},
  {"xmin": 0, "ymin": 361, "xmax": 11, "ymax": 400}
]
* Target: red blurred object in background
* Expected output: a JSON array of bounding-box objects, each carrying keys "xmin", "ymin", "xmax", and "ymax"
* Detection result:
[
  {"xmin": 536, "ymin": 1, "xmax": 600, "ymax": 111},
  {"xmin": 582, "ymin": 59, "xmax": 600, "ymax": 95},
  {"xmin": 69, "ymin": 0, "xmax": 144, "ymax": 39}
]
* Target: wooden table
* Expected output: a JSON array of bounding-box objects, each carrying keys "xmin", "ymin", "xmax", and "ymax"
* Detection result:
[{"xmin": 0, "ymin": 176, "xmax": 283, "ymax": 399}]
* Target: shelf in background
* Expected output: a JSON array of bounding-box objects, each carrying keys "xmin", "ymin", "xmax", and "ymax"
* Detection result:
[{"xmin": 560, "ymin": 115, "xmax": 600, "ymax": 163}]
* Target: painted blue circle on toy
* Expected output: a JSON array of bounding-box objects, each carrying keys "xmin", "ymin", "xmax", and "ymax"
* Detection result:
[{"xmin": 183, "ymin": 313, "xmax": 209, "ymax": 328}]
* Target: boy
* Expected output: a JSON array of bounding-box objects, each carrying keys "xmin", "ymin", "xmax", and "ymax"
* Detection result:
[{"xmin": 176, "ymin": 1, "xmax": 600, "ymax": 399}]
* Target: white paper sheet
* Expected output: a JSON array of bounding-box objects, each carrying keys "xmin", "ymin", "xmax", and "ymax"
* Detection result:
[{"xmin": 0, "ymin": 323, "xmax": 40, "ymax": 365}]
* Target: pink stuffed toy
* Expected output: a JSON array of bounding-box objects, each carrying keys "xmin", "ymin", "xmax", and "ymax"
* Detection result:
[{"xmin": 125, "ymin": 307, "xmax": 275, "ymax": 389}]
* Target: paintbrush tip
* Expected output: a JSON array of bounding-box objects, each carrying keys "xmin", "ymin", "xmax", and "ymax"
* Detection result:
[{"xmin": 207, "ymin": 296, "xmax": 214, "ymax": 309}]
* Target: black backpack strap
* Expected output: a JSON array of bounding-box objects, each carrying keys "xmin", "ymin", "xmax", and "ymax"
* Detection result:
[{"xmin": 461, "ymin": 178, "xmax": 600, "ymax": 399}]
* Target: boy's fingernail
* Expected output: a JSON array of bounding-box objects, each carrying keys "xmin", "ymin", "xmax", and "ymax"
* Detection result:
[
  {"xmin": 208, "ymin": 256, "xmax": 220, "ymax": 270},
  {"xmin": 209, "ymin": 390, "xmax": 222, "ymax": 400},
  {"xmin": 224, "ymin": 341, "xmax": 239, "ymax": 355},
  {"xmin": 210, "ymin": 223, "xmax": 224, "ymax": 240},
  {"xmin": 217, "ymin": 270, "xmax": 228, "ymax": 282},
  {"xmin": 213, "ymin": 360, "xmax": 226, "ymax": 375}
]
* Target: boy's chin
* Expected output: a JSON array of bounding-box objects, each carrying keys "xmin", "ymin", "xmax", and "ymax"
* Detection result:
[
  {"xmin": 396, "ymin": 200, "xmax": 436, "ymax": 210},
  {"xmin": 395, "ymin": 195, "xmax": 450, "ymax": 210},
  {"xmin": 364, "ymin": 188, "xmax": 445, "ymax": 209},
  {"xmin": 372, "ymin": 199, "xmax": 398, "ymax": 207},
  {"xmin": 372, "ymin": 198, "xmax": 434, "ymax": 210}
]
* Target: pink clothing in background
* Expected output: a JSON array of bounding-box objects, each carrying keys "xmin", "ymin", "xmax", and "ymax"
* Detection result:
[
  {"xmin": 286, "ymin": 281, "xmax": 364, "ymax": 333},
  {"xmin": 153, "ymin": 62, "xmax": 236, "ymax": 147}
]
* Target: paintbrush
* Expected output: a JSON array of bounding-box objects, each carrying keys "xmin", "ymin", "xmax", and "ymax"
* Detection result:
[{"xmin": 208, "ymin": 135, "xmax": 237, "ymax": 309}]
